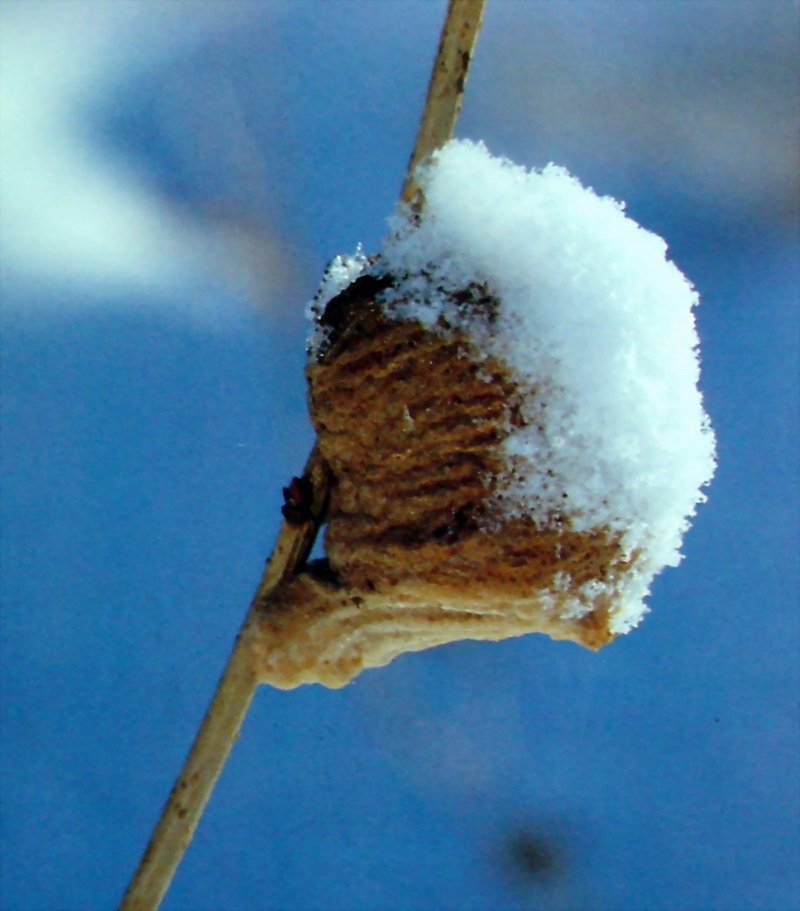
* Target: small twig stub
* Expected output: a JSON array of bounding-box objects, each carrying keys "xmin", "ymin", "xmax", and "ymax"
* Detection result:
[{"xmin": 281, "ymin": 474, "xmax": 316, "ymax": 525}]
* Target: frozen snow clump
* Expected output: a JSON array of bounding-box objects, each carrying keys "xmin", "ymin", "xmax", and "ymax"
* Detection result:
[{"xmin": 309, "ymin": 139, "xmax": 716, "ymax": 634}]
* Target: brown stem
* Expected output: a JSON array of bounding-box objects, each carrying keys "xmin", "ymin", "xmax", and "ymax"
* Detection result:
[
  {"xmin": 400, "ymin": 0, "xmax": 487, "ymax": 208},
  {"xmin": 118, "ymin": 0, "xmax": 487, "ymax": 905},
  {"xmin": 118, "ymin": 628, "xmax": 257, "ymax": 911},
  {"xmin": 119, "ymin": 450, "xmax": 329, "ymax": 910}
]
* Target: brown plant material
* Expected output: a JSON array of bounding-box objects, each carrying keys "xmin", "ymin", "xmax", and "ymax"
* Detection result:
[
  {"xmin": 252, "ymin": 282, "xmax": 627, "ymax": 690},
  {"xmin": 119, "ymin": 2, "xmax": 488, "ymax": 908}
]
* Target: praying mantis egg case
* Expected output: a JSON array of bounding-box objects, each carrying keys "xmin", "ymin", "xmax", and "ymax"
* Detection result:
[
  {"xmin": 250, "ymin": 140, "xmax": 714, "ymax": 689},
  {"xmin": 251, "ymin": 278, "xmax": 630, "ymax": 690}
]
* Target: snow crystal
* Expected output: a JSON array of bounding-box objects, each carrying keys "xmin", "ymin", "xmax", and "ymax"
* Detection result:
[
  {"xmin": 309, "ymin": 140, "xmax": 716, "ymax": 634},
  {"xmin": 305, "ymin": 245, "xmax": 368, "ymax": 354}
]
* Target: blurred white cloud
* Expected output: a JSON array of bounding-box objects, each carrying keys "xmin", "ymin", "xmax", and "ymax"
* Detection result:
[
  {"xmin": 0, "ymin": 0, "xmax": 291, "ymax": 317},
  {"xmin": 1, "ymin": 0, "xmax": 796, "ymax": 322}
]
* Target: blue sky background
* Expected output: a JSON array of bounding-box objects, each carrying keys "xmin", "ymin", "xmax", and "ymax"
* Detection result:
[{"xmin": 1, "ymin": 2, "xmax": 798, "ymax": 910}]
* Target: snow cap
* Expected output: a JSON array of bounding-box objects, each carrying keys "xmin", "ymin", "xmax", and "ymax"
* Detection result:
[{"xmin": 309, "ymin": 139, "xmax": 716, "ymax": 634}]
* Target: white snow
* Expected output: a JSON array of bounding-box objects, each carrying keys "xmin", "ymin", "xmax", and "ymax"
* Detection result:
[
  {"xmin": 309, "ymin": 139, "xmax": 716, "ymax": 634},
  {"xmin": 305, "ymin": 245, "xmax": 370, "ymax": 353}
]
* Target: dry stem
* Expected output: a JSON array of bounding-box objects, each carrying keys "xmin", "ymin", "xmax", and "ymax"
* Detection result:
[
  {"xmin": 118, "ymin": 450, "xmax": 329, "ymax": 911},
  {"xmin": 119, "ymin": 1, "xmax": 486, "ymax": 907},
  {"xmin": 400, "ymin": 0, "xmax": 487, "ymax": 207}
]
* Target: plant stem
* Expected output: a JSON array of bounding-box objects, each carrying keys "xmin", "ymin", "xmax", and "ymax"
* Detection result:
[
  {"xmin": 118, "ymin": 628, "xmax": 257, "ymax": 911},
  {"xmin": 400, "ymin": 0, "xmax": 487, "ymax": 207},
  {"xmin": 119, "ymin": 449, "xmax": 329, "ymax": 911},
  {"xmin": 119, "ymin": 0, "xmax": 487, "ymax": 906}
]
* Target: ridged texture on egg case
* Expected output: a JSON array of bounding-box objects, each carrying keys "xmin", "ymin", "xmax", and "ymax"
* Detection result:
[{"xmin": 253, "ymin": 287, "xmax": 632, "ymax": 689}]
